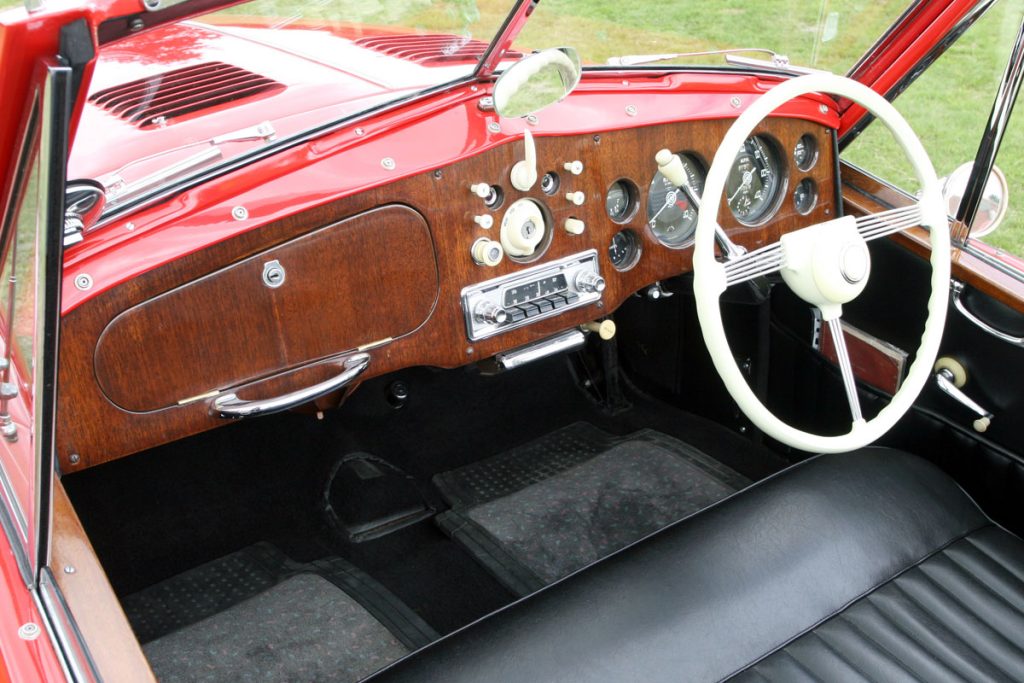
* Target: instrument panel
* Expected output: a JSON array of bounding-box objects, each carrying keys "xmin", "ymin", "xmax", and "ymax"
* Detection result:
[{"xmin": 57, "ymin": 115, "xmax": 837, "ymax": 470}]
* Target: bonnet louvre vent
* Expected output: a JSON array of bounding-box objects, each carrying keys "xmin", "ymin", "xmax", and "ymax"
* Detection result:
[
  {"xmin": 353, "ymin": 34, "xmax": 522, "ymax": 65},
  {"xmin": 89, "ymin": 62, "xmax": 284, "ymax": 128}
]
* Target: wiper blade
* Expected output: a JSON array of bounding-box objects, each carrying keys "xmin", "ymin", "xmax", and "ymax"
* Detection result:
[
  {"xmin": 606, "ymin": 48, "xmax": 783, "ymax": 67},
  {"xmin": 100, "ymin": 121, "xmax": 277, "ymax": 212}
]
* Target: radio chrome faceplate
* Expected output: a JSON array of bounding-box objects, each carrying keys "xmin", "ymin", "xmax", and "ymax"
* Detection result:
[{"xmin": 461, "ymin": 250, "xmax": 603, "ymax": 341}]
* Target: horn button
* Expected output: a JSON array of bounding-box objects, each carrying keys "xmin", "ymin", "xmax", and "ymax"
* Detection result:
[{"xmin": 779, "ymin": 215, "xmax": 871, "ymax": 320}]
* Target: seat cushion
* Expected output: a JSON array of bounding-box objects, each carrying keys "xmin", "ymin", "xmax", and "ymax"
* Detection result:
[{"xmin": 370, "ymin": 449, "xmax": 1024, "ymax": 682}]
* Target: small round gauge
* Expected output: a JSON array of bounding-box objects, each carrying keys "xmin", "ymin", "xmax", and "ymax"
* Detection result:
[
  {"xmin": 646, "ymin": 153, "xmax": 705, "ymax": 247},
  {"xmin": 794, "ymin": 134, "xmax": 818, "ymax": 171},
  {"xmin": 793, "ymin": 178, "xmax": 818, "ymax": 215},
  {"xmin": 726, "ymin": 136, "xmax": 783, "ymax": 224},
  {"xmin": 609, "ymin": 229, "xmax": 641, "ymax": 270},
  {"xmin": 606, "ymin": 180, "xmax": 637, "ymax": 222}
]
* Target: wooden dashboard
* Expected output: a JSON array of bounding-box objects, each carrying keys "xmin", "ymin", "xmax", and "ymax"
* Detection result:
[{"xmin": 57, "ymin": 115, "xmax": 836, "ymax": 470}]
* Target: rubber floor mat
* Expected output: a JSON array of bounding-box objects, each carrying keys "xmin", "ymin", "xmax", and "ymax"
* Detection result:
[
  {"xmin": 434, "ymin": 422, "xmax": 750, "ymax": 595},
  {"xmin": 123, "ymin": 541, "xmax": 437, "ymax": 650}
]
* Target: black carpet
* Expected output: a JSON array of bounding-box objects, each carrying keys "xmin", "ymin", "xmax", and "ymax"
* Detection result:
[{"xmin": 434, "ymin": 423, "xmax": 749, "ymax": 594}]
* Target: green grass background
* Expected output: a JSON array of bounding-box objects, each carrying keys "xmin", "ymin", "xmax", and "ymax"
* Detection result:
[{"xmin": 3, "ymin": 0, "xmax": 1022, "ymax": 254}]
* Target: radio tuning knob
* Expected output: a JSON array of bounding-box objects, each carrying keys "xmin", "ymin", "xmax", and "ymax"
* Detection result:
[
  {"xmin": 470, "ymin": 183, "xmax": 491, "ymax": 198},
  {"xmin": 575, "ymin": 270, "xmax": 606, "ymax": 294},
  {"xmin": 565, "ymin": 191, "xmax": 585, "ymax": 206},
  {"xmin": 471, "ymin": 238, "xmax": 504, "ymax": 267},
  {"xmin": 474, "ymin": 214, "xmax": 494, "ymax": 229},
  {"xmin": 563, "ymin": 160, "xmax": 584, "ymax": 175},
  {"xmin": 474, "ymin": 301, "xmax": 508, "ymax": 325}
]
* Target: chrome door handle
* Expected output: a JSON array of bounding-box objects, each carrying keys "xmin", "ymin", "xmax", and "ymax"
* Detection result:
[
  {"xmin": 212, "ymin": 353, "xmax": 370, "ymax": 419},
  {"xmin": 934, "ymin": 367, "xmax": 993, "ymax": 433},
  {"xmin": 951, "ymin": 280, "xmax": 1024, "ymax": 347}
]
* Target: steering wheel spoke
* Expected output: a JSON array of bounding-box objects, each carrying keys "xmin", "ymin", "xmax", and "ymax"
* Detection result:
[
  {"xmin": 855, "ymin": 204, "xmax": 923, "ymax": 242},
  {"xmin": 723, "ymin": 242, "xmax": 786, "ymax": 287},
  {"xmin": 825, "ymin": 315, "xmax": 864, "ymax": 423}
]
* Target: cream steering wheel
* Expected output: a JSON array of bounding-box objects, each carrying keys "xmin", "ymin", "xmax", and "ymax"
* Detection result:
[{"xmin": 693, "ymin": 73, "xmax": 950, "ymax": 453}]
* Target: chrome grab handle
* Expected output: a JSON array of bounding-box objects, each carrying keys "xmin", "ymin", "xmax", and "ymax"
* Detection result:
[
  {"xmin": 951, "ymin": 280, "xmax": 1024, "ymax": 347},
  {"xmin": 212, "ymin": 353, "xmax": 370, "ymax": 419}
]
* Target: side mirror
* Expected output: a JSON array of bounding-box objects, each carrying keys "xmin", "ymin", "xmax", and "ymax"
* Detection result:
[
  {"xmin": 941, "ymin": 162, "xmax": 1009, "ymax": 237},
  {"xmin": 493, "ymin": 47, "xmax": 581, "ymax": 119}
]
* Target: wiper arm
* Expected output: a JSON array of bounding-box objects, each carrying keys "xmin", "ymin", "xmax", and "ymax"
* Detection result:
[
  {"xmin": 101, "ymin": 121, "xmax": 277, "ymax": 211},
  {"xmin": 606, "ymin": 48, "xmax": 782, "ymax": 67}
]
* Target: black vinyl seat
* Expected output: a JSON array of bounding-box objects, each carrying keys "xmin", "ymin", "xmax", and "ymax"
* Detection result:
[{"xmin": 370, "ymin": 449, "xmax": 1024, "ymax": 682}]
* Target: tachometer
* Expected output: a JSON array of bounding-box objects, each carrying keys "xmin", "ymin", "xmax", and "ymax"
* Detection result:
[
  {"xmin": 726, "ymin": 136, "xmax": 783, "ymax": 224},
  {"xmin": 646, "ymin": 153, "xmax": 704, "ymax": 247}
]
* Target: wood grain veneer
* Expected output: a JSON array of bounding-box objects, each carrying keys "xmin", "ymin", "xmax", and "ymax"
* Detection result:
[
  {"xmin": 58, "ymin": 116, "xmax": 836, "ymax": 470},
  {"xmin": 93, "ymin": 205, "xmax": 438, "ymax": 412},
  {"xmin": 52, "ymin": 478, "xmax": 156, "ymax": 681}
]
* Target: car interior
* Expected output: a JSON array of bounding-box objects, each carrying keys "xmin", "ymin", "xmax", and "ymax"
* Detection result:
[{"xmin": 21, "ymin": 0, "xmax": 1024, "ymax": 680}]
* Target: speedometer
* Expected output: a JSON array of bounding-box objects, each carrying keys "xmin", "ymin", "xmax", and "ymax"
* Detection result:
[
  {"xmin": 726, "ymin": 136, "xmax": 783, "ymax": 224},
  {"xmin": 646, "ymin": 153, "xmax": 705, "ymax": 247}
]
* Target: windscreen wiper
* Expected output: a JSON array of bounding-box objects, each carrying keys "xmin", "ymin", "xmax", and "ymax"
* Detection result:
[
  {"xmin": 606, "ymin": 48, "xmax": 824, "ymax": 75},
  {"xmin": 102, "ymin": 122, "xmax": 277, "ymax": 211}
]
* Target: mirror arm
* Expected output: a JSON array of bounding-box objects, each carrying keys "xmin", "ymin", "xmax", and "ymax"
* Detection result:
[{"xmin": 955, "ymin": 17, "xmax": 1024, "ymax": 243}]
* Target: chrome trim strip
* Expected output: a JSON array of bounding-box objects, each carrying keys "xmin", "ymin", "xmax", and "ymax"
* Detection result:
[
  {"xmin": 37, "ymin": 569, "xmax": 98, "ymax": 682},
  {"xmin": 495, "ymin": 329, "xmax": 586, "ymax": 371},
  {"xmin": 953, "ymin": 15, "xmax": 1024, "ymax": 243},
  {"xmin": 0, "ymin": 468, "xmax": 32, "ymax": 587},
  {"xmin": 962, "ymin": 240, "xmax": 1024, "ymax": 283},
  {"xmin": 0, "ymin": 456, "xmax": 28, "ymax": 541}
]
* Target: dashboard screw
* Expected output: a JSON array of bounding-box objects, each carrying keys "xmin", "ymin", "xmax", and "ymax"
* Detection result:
[
  {"xmin": 69, "ymin": 453, "xmax": 80, "ymax": 465},
  {"xmin": 17, "ymin": 623, "xmax": 39, "ymax": 641},
  {"xmin": 526, "ymin": 115, "xmax": 539, "ymax": 125},
  {"xmin": 231, "ymin": 206, "xmax": 248, "ymax": 221},
  {"xmin": 593, "ymin": 135, "xmax": 601, "ymax": 143},
  {"xmin": 487, "ymin": 122, "xmax": 501, "ymax": 134},
  {"xmin": 433, "ymin": 170, "xmax": 443, "ymax": 179},
  {"xmin": 125, "ymin": 222, "xmax": 135, "ymax": 231},
  {"xmin": 128, "ymin": 18, "xmax": 144, "ymax": 31},
  {"xmin": 354, "ymin": 128, "xmax": 365, "ymax": 136},
  {"xmin": 381, "ymin": 157, "xmax": 396, "ymax": 170},
  {"xmin": 730, "ymin": 96, "xmax": 742, "ymax": 108},
  {"xmin": 625, "ymin": 105, "xmax": 638, "ymax": 117},
  {"xmin": 63, "ymin": 565, "xmax": 75, "ymax": 575},
  {"xmin": 819, "ymin": 104, "xmax": 829, "ymax": 114},
  {"xmin": 74, "ymin": 274, "xmax": 93, "ymax": 291}
]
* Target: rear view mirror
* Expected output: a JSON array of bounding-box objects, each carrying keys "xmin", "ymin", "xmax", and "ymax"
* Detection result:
[
  {"xmin": 494, "ymin": 47, "xmax": 581, "ymax": 119},
  {"xmin": 941, "ymin": 162, "xmax": 1009, "ymax": 237}
]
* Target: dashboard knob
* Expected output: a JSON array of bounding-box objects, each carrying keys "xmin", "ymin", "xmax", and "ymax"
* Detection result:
[
  {"xmin": 575, "ymin": 270, "xmax": 606, "ymax": 294},
  {"xmin": 474, "ymin": 214, "xmax": 494, "ymax": 229},
  {"xmin": 565, "ymin": 191, "xmax": 585, "ymax": 206},
  {"xmin": 563, "ymin": 217, "xmax": 585, "ymax": 235},
  {"xmin": 473, "ymin": 301, "xmax": 508, "ymax": 325},
  {"xmin": 471, "ymin": 238, "xmax": 504, "ymax": 267},
  {"xmin": 563, "ymin": 160, "xmax": 584, "ymax": 175},
  {"xmin": 584, "ymin": 319, "xmax": 617, "ymax": 340},
  {"xmin": 470, "ymin": 183, "xmax": 491, "ymax": 198}
]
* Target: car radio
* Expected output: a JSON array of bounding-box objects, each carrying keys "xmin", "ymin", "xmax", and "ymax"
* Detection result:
[{"xmin": 461, "ymin": 250, "xmax": 604, "ymax": 341}]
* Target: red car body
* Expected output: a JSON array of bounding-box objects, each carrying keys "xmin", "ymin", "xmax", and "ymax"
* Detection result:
[{"xmin": 0, "ymin": 0, "xmax": 1009, "ymax": 678}]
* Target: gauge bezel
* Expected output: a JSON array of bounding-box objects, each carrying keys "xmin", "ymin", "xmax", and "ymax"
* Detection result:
[
  {"xmin": 541, "ymin": 171, "xmax": 561, "ymax": 196},
  {"xmin": 646, "ymin": 151, "xmax": 707, "ymax": 249},
  {"xmin": 794, "ymin": 133, "xmax": 819, "ymax": 172},
  {"xmin": 608, "ymin": 228, "xmax": 642, "ymax": 271},
  {"xmin": 793, "ymin": 178, "xmax": 819, "ymax": 216},
  {"xmin": 727, "ymin": 134, "xmax": 787, "ymax": 228},
  {"xmin": 502, "ymin": 198, "xmax": 555, "ymax": 264},
  {"xmin": 606, "ymin": 178, "xmax": 640, "ymax": 224}
]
